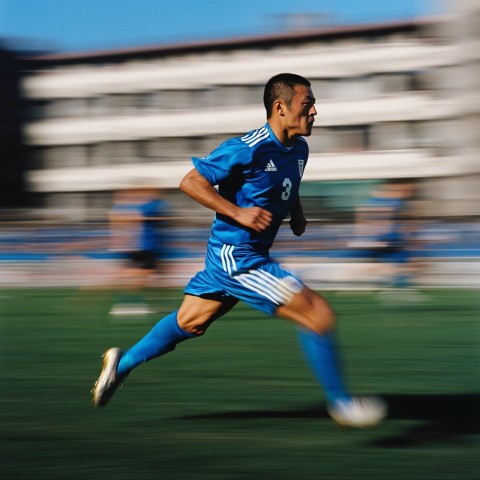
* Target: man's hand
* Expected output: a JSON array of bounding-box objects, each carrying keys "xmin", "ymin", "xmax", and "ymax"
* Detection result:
[
  {"xmin": 289, "ymin": 214, "xmax": 307, "ymax": 236},
  {"xmin": 234, "ymin": 207, "xmax": 272, "ymax": 233}
]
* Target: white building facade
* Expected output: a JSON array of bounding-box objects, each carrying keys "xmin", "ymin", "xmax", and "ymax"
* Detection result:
[{"xmin": 21, "ymin": 14, "xmax": 480, "ymax": 221}]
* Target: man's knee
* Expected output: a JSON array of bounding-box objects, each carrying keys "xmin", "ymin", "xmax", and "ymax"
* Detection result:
[
  {"xmin": 303, "ymin": 294, "xmax": 336, "ymax": 333},
  {"xmin": 315, "ymin": 301, "xmax": 336, "ymax": 332},
  {"xmin": 277, "ymin": 288, "xmax": 336, "ymax": 334}
]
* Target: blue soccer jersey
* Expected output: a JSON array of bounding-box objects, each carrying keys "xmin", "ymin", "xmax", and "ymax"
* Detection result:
[
  {"xmin": 138, "ymin": 198, "xmax": 169, "ymax": 255},
  {"xmin": 112, "ymin": 198, "xmax": 167, "ymax": 254},
  {"xmin": 192, "ymin": 123, "xmax": 308, "ymax": 252},
  {"xmin": 361, "ymin": 195, "xmax": 407, "ymax": 246},
  {"xmin": 186, "ymin": 123, "xmax": 309, "ymax": 314}
]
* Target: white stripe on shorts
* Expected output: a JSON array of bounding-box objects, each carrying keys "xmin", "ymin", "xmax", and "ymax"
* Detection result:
[
  {"xmin": 235, "ymin": 269, "xmax": 301, "ymax": 306},
  {"xmin": 220, "ymin": 244, "xmax": 236, "ymax": 275}
]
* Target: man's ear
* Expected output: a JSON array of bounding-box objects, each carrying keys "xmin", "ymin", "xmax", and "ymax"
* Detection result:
[{"xmin": 274, "ymin": 100, "xmax": 284, "ymax": 116}]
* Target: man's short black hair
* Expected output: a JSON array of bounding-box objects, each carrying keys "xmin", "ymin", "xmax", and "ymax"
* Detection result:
[{"xmin": 263, "ymin": 73, "xmax": 311, "ymax": 118}]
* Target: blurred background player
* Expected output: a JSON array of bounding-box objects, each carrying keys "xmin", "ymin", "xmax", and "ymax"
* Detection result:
[
  {"xmin": 349, "ymin": 178, "xmax": 425, "ymax": 300},
  {"xmin": 108, "ymin": 182, "xmax": 170, "ymax": 316}
]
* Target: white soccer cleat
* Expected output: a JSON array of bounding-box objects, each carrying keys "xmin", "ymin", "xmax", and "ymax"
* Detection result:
[
  {"xmin": 91, "ymin": 348, "xmax": 124, "ymax": 407},
  {"xmin": 327, "ymin": 396, "xmax": 387, "ymax": 428}
]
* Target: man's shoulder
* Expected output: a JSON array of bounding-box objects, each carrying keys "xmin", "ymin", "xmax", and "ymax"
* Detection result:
[
  {"xmin": 212, "ymin": 126, "xmax": 270, "ymax": 161},
  {"xmin": 239, "ymin": 125, "xmax": 271, "ymax": 149}
]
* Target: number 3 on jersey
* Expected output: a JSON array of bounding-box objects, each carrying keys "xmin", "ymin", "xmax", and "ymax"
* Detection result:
[{"xmin": 281, "ymin": 177, "xmax": 292, "ymax": 201}]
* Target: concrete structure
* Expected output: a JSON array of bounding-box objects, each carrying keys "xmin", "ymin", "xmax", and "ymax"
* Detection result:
[{"xmin": 19, "ymin": 13, "xmax": 479, "ymax": 220}]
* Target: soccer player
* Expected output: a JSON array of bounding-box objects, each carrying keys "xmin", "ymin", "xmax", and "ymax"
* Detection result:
[
  {"xmin": 351, "ymin": 179, "xmax": 419, "ymax": 295},
  {"xmin": 92, "ymin": 73, "xmax": 387, "ymax": 427},
  {"xmin": 108, "ymin": 184, "xmax": 170, "ymax": 315}
]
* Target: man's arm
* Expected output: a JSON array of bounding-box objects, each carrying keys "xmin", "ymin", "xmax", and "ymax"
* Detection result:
[
  {"xmin": 179, "ymin": 168, "xmax": 272, "ymax": 233},
  {"xmin": 289, "ymin": 195, "xmax": 307, "ymax": 236}
]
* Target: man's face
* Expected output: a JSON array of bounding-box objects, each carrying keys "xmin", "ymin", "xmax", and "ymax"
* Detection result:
[{"xmin": 284, "ymin": 85, "xmax": 317, "ymax": 137}]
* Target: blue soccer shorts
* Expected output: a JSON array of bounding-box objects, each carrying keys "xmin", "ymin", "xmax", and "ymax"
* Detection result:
[{"xmin": 184, "ymin": 236, "xmax": 304, "ymax": 315}]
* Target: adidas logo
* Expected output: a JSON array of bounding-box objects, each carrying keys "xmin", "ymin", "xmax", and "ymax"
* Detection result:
[{"xmin": 264, "ymin": 160, "xmax": 277, "ymax": 172}]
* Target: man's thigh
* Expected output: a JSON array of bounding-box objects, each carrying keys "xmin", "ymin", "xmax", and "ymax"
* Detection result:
[{"xmin": 177, "ymin": 293, "xmax": 238, "ymax": 335}]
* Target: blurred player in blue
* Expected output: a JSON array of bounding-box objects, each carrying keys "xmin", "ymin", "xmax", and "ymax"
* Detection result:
[
  {"xmin": 351, "ymin": 179, "xmax": 419, "ymax": 295},
  {"xmin": 108, "ymin": 184, "xmax": 170, "ymax": 315},
  {"xmin": 92, "ymin": 73, "xmax": 387, "ymax": 427}
]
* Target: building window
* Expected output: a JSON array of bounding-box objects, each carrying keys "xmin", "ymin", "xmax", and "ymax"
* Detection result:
[
  {"xmin": 371, "ymin": 122, "xmax": 414, "ymax": 150},
  {"xmin": 26, "ymin": 100, "xmax": 49, "ymax": 120},
  {"xmin": 88, "ymin": 94, "xmax": 141, "ymax": 116},
  {"xmin": 213, "ymin": 84, "xmax": 263, "ymax": 107},
  {"xmin": 153, "ymin": 89, "xmax": 198, "ymax": 110},
  {"xmin": 42, "ymin": 145, "xmax": 89, "ymax": 168},
  {"xmin": 323, "ymin": 125, "xmax": 370, "ymax": 152},
  {"xmin": 408, "ymin": 70, "xmax": 433, "ymax": 91},
  {"xmin": 89, "ymin": 96, "xmax": 111, "ymax": 116},
  {"xmin": 412, "ymin": 120, "xmax": 457, "ymax": 149},
  {"xmin": 304, "ymin": 129, "xmax": 328, "ymax": 154},
  {"xmin": 89, "ymin": 141, "xmax": 139, "ymax": 166},
  {"xmin": 311, "ymin": 76, "xmax": 380, "ymax": 100},
  {"xmin": 376, "ymin": 73, "xmax": 412, "ymax": 93},
  {"xmin": 139, "ymin": 137, "xmax": 194, "ymax": 160},
  {"xmin": 44, "ymin": 98, "xmax": 88, "ymax": 118}
]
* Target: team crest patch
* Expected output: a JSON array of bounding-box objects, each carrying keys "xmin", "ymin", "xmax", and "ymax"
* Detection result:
[{"xmin": 298, "ymin": 159, "xmax": 305, "ymax": 177}]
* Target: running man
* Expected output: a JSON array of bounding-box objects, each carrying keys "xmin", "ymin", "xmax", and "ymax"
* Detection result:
[{"xmin": 92, "ymin": 73, "xmax": 387, "ymax": 427}]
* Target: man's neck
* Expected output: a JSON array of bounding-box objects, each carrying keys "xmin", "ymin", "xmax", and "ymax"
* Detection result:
[{"xmin": 267, "ymin": 120, "xmax": 296, "ymax": 147}]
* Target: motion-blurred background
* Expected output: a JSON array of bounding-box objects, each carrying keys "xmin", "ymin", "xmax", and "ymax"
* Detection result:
[
  {"xmin": 1, "ymin": 4, "xmax": 479, "ymax": 480},
  {"xmin": 0, "ymin": 0, "xmax": 479, "ymax": 289}
]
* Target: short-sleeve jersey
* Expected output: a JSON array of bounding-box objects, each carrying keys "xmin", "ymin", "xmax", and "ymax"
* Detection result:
[
  {"xmin": 192, "ymin": 123, "xmax": 309, "ymax": 252},
  {"xmin": 112, "ymin": 198, "xmax": 168, "ymax": 253},
  {"xmin": 361, "ymin": 195, "xmax": 408, "ymax": 245},
  {"xmin": 138, "ymin": 198, "xmax": 168, "ymax": 253}
]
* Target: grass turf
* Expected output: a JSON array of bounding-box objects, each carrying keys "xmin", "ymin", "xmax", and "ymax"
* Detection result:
[{"xmin": 0, "ymin": 287, "xmax": 479, "ymax": 480}]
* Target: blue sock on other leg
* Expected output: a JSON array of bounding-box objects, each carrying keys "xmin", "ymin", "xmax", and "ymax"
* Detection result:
[
  {"xmin": 117, "ymin": 310, "xmax": 195, "ymax": 377},
  {"xmin": 297, "ymin": 328, "xmax": 350, "ymax": 405}
]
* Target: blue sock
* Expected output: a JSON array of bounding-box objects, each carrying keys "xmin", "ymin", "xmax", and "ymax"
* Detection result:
[
  {"xmin": 117, "ymin": 310, "xmax": 195, "ymax": 377},
  {"xmin": 297, "ymin": 328, "xmax": 350, "ymax": 405}
]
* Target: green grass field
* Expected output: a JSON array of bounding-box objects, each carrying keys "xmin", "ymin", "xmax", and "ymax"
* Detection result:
[{"xmin": 1, "ymin": 287, "xmax": 479, "ymax": 480}]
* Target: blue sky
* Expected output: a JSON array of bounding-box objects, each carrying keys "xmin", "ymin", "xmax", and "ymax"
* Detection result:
[{"xmin": 0, "ymin": 0, "xmax": 441, "ymax": 53}]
